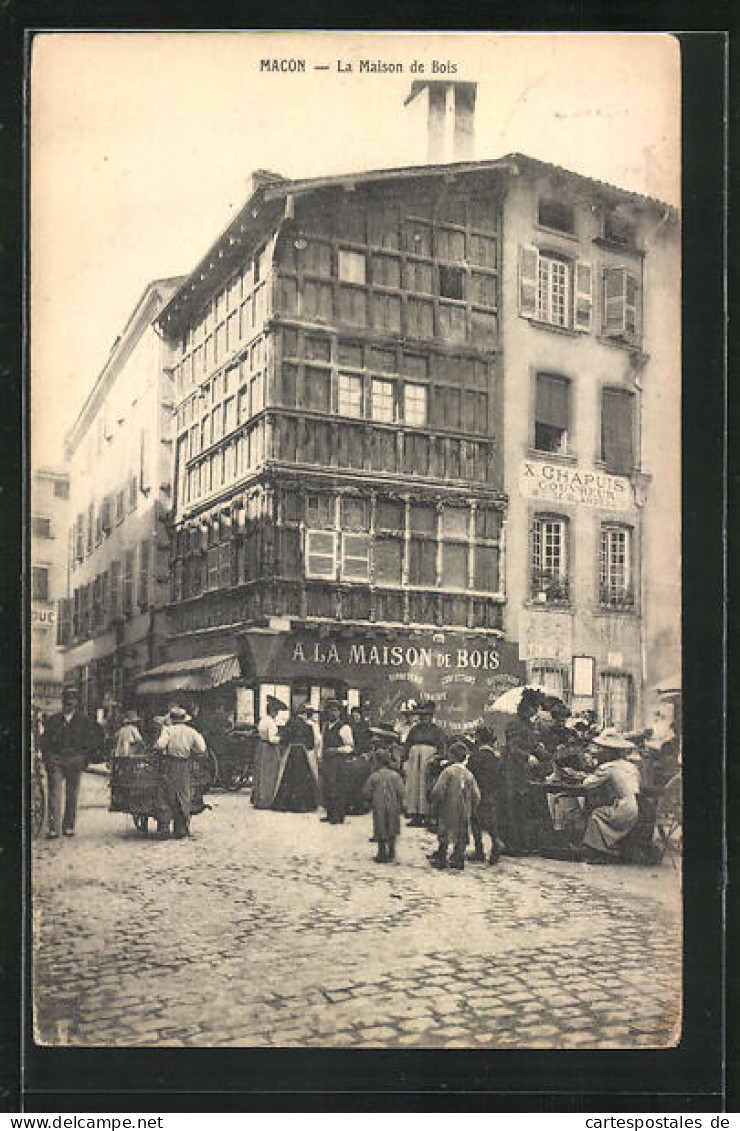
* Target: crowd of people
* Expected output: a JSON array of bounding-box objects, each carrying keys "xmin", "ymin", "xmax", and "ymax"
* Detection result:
[{"xmin": 37, "ymin": 685, "xmax": 680, "ymax": 867}]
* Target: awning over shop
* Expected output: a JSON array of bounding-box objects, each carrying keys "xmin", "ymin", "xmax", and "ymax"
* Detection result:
[{"xmin": 136, "ymin": 653, "xmax": 242, "ymax": 696}]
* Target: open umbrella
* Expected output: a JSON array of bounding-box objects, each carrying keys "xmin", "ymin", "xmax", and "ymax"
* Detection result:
[{"xmin": 488, "ymin": 685, "xmax": 550, "ymax": 715}]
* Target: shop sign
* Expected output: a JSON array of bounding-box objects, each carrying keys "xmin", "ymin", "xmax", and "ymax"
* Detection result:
[
  {"xmin": 266, "ymin": 630, "xmax": 525, "ymax": 733},
  {"xmin": 520, "ymin": 458, "xmax": 632, "ymax": 511},
  {"xmin": 32, "ymin": 605, "xmax": 56, "ymax": 624}
]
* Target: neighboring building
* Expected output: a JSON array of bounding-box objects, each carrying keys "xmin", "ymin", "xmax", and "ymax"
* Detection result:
[
  {"xmin": 58, "ymin": 278, "xmax": 183, "ymax": 718},
  {"xmin": 31, "ymin": 467, "xmax": 70, "ymax": 715},
  {"xmin": 498, "ymin": 153, "xmax": 680, "ymax": 730},
  {"xmin": 138, "ymin": 84, "xmax": 679, "ymax": 732}
]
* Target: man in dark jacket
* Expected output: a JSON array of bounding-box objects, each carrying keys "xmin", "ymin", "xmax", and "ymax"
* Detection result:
[
  {"xmin": 501, "ymin": 688, "xmax": 542, "ymax": 855},
  {"xmin": 40, "ymin": 687, "xmax": 104, "ymax": 838},
  {"xmin": 467, "ymin": 727, "xmax": 503, "ymax": 864}
]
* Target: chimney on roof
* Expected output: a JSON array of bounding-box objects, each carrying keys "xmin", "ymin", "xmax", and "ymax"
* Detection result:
[
  {"xmin": 404, "ymin": 80, "xmax": 477, "ymax": 164},
  {"xmin": 246, "ymin": 169, "xmax": 287, "ymax": 197}
]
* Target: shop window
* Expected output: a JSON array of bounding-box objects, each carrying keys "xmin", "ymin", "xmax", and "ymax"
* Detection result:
[
  {"xmin": 408, "ymin": 538, "xmax": 436, "ymax": 587},
  {"xmin": 535, "ymin": 373, "xmax": 571, "ymax": 455},
  {"xmin": 338, "ymin": 249, "xmax": 366, "ymax": 285},
  {"xmin": 599, "ymin": 672, "xmax": 634, "ymax": 730},
  {"xmin": 538, "ymin": 198, "xmax": 575, "ymax": 235},
  {"xmin": 259, "ymin": 684, "xmax": 291, "ymax": 723},
  {"xmin": 371, "ymin": 378, "xmax": 395, "ymax": 423},
  {"xmin": 338, "ymin": 373, "xmax": 363, "ymax": 418},
  {"xmin": 603, "ymin": 267, "xmax": 641, "ymax": 344},
  {"xmin": 438, "ymin": 265, "xmax": 464, "ymax": 301},
  {"xmin": 531, "ymin": 515, "xmax": 570, "ymax": 604},
  {"xmin": 601, "ymin": 388, "xmax": 635, "ymax": 473},
  {"xmin": 519, "ymin": 247, "xmax": 592, "ymax": 331},
  {"xmin": 441, "ymin": 543, "xmax": 468, "ymax": 588},
  {"xmin": 32, "ymin": 566, "xmax": 49, "ymax": 602},
  {"xmin": 306, "ymin": 529, "xmax": 337, "ymax": 579},
  {"xmin": 600, "ymin": 525, "xmax": 634, "ymax": 609},
  {"xmin": 341, "ymin": 533, "xmax": 370, "ymax": 581},
  {"xmin": 531, "ymin": 664, "xmax": 567, "ymax": 699},
  {"xmin": 374, "ymin": 537, "xmax": 403, "ymax": 585},
  {"xmin": 404, "ymin": 383, "xmax": 428, "ymax": 427}
]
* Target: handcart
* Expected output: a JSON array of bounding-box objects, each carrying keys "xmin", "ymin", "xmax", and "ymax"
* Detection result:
[
  {"xmin": 208, "ymin": 725, "xmax": 258, "ymax": 791},
  {"xmin": 109, "ymin": 751, "xmax": 213, "ymax": 834}
]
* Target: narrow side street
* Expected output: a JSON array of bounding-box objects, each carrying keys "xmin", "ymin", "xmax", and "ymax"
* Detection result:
[{"xmin": 33, "ymin": 773, "xmax": 681, "ymax": 1049}]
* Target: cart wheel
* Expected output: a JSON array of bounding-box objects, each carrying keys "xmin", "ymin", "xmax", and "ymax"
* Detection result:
[
  {"xmin": 31, "ymin": 770, "xmax": 45, "ymax": 838},
  {"xmin": 132, "ymin": 814, "xmax": 149, "ymax": 835}
]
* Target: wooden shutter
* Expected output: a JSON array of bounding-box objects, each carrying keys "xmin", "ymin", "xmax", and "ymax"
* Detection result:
[
  {"xmin": 601, "ymin": 388, "xmax": 635, "ymax": 473},
  {"xmin": 109, "ymin": 560, "xmax": 120, "ymax": 620},
  {"xmin": 519, "ymin": 247, "xmax": 539, "ymax": 317},
  {"xmin": 624, "ymin": 273, "xmax": 640, "ymax": 340},
  {"xmin": 536, "ymin": 374, "xmax": 570, "ymax": 431},
  {"xmin": 139, "ymin": 430, "xmax": 148, "ymax": 492},
  {"xmin": 138, "ymin": 539, "xmax": 150, "ymax": 608},
  {"xmin": 574, "ymin": 261, "xmax": 593, "ymax": 330},
  {"xmin": 603, "ymin": 267, "xmax": 627, "ymax": 336}
]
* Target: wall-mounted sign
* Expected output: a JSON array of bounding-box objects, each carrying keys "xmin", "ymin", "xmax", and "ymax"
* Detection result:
[
  {"xmin": 31, "ymin": 607, "xmax": 56, "ymax": 624},
  {"xmin": 520, "ymin": 458, "xmax": 632, "ymax": 511},
  {"xmin": 572, "ymin": 655, "xmax": 595, "ymax": 697}
]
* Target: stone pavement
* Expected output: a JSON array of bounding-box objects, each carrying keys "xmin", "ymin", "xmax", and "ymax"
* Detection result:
[{"xmin": 32, "ymin": 772, "xmax": 681, "ymax": 1049}]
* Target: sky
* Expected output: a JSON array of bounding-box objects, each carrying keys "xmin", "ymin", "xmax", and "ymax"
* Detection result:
[{"xmin": 30, "ymin": 31, "xmax": 680, "ymax": 466}]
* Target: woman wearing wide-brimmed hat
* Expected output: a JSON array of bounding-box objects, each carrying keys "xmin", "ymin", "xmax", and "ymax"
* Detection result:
[{"xmin": 580, "ymin": 730, "xmax": 641, "ymax": 863}]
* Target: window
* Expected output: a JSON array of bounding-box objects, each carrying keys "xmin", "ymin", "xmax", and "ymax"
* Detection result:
[
  {"xmin": 341, "ymin": 534, "xmax": 370, "ymax": 581},
  {"xmin": 437, "ymin": 263, "xmax": 465, "ymax": 300},
  {"xmin": 376, "ymin": 498, "xmax": 404, "ymax": 532},
  {"xmin": 538, "ymin": 254, "xmax": 569, "ymax": 327},
  {"xmin": 535, "ymin": 373, "xmax": 570, "ymax": 454},
  {"xmin": 601, "ymin": 388, "xmax": 635, "ymax": 473},
  {"xmin": 408, "ymin": 538, "xmax": 436, "ymax": 587},
  {"xmin": 129, "ymin": 475, "xmax": 138, "ymax": 512},
  {"xmin": 305, "ymin": 368, "xmax": 332, "ymax": 413},
  {"xmin": 474, "ymin": 544, "xmax": 500, "ymax": 592},
  {"xmin": 371, "ymin": 379, "xmax": 395, "ymax": 423},
  {"xmin": 374, "ymin": 537, "xmax": 403, "ymax": 585},
  {"xmin": 600, "ymin": 525, "xmax": 634, "ymax": 608},
  {"xmin": 306, "ymin": 493, "xmax": 335, "ymax": 529},
  {"xmin": 306, "ymin": 529, "xmax": 337, "ymax": 579},
  {"xmin": 531, "ymin": 664, "xmax": 566, "ymax": 698},
  {"xmin": 531, "ymin": 516, "xmax": 569, "ymax": 604},
  {"xmin": 116, "ymin": 491, "xmax": 125, "ymax": 524},
  {"xmin": 32, "ymin": 517, "xmax": 52, "ymax": 539},
  {"xmin": 32, "ymin": 566, "xmax": 49, "ymax": 602},
  {"xmin": 123, "ymin": 551, "xmax": 134, "ymax": 616},
  {"xmin": 599, "ymin": 672, "xmax": 633, "ymax": 730},
  {"xmin": 54, "ymin": 480, "xmax": 69, "ymax": 499},
  {"xmin": 404, "ymin": 383, "xmax": 428, "ymax": 427},
  {"xmin": 138, "ymin": 539, "xmax": 150, "ymax": 609},
  {"xmin": 109, "ymin": 560, "xmax": 120, "ymax": 620},
  {"xmin": 538, "ymin": 198, "xmax": 575, "ymax": 234},
  {"xmin": 519, "ymin": 247, "xmax": 592, "ymax": 330},
  {"xmin": 338, "ymin": 373, "xmax": 363, "ymax": 418},
  {"xmin": 603, "ymin": 267, "xmax": 641, "ymax": 343},
  {"xmin": 338, "ymin": 249, "xmax": 366, "ymax": 285},
  {"xmin": 603, "ymin": 209, "xmax": 636, "ymax": 249},
  {"xmin": 441, "ymin": 543, "xmax": 468, "ymax": 588}
]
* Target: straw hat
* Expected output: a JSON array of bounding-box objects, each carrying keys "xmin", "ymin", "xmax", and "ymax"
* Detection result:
[
  {"xmin": 593, "ymin": 728, "xmax": 635, "ymax": 751},
  {"xmin": 168, "ymin": 706, "xmax": 191, "ymax": 723}
]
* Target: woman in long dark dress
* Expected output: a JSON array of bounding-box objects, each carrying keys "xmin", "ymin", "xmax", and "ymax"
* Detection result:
[{"xmin": 271, "ymin": 704, "xmax": 320, "ymax": 812}]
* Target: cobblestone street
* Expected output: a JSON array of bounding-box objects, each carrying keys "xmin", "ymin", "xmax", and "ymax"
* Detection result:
[{"xmin": 33, "ymin": 772, "xmax": 681, "ymax": 1050}]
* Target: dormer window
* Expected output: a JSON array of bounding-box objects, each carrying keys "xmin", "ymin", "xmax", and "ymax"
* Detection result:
[
  {"xmin": 603, "ymin": 209, "xmax": 637, "ymax": 250},
  {"xmin": 538, "ymin": 198, "xmax": 575, "ymax": 235}
]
